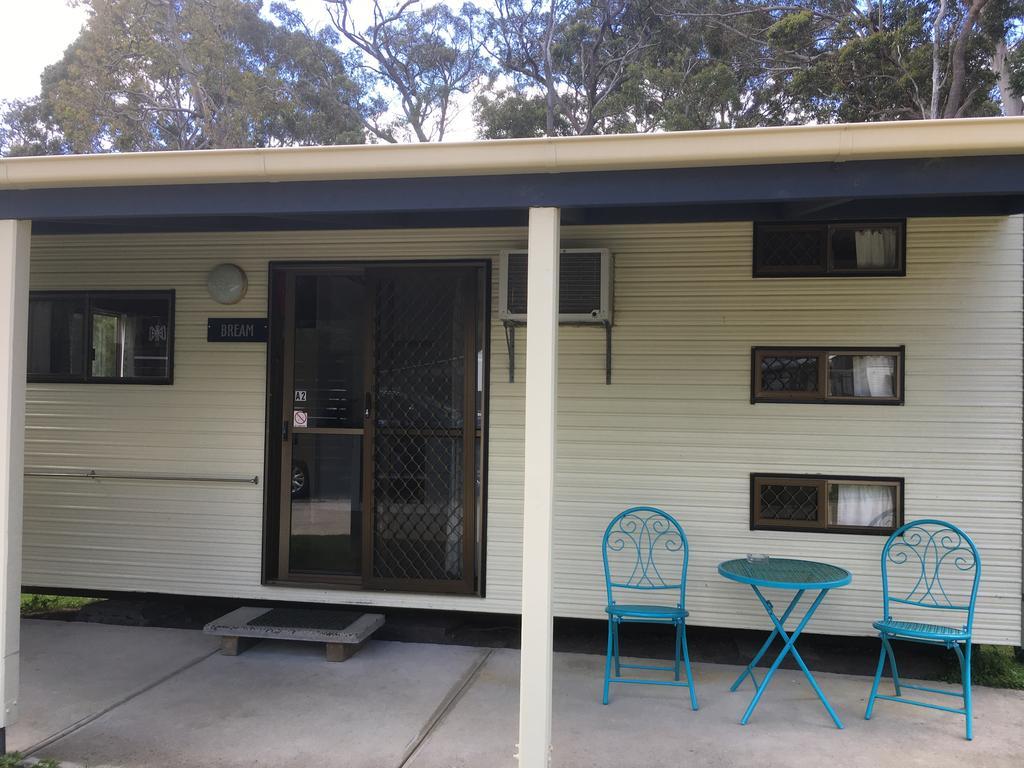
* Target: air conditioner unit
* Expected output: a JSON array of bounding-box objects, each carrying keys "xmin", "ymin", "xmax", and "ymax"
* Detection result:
[{"xmin": 498, "ymin": 249, "xmax": 613, "ymax": 324}]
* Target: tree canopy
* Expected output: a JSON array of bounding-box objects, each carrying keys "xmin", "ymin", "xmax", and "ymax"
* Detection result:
[
  {"xmin": 1, "ymin": 0, "xmax": 365, "ymax": 155},
  {"xmin": 2, "ymin": 0, "xmax": 1021, "ymax": 156}
]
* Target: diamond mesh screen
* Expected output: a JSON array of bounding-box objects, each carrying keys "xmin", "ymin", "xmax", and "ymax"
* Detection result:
[
  {"xmin": 759, "ymin": 483, "xmax": 820, "ymax": 522},
  {"xmin": 760, "ymin": 355, "xmax": 819, "ymax": 392},
  {"xmin": 757, "ymin": 228, "xmax": 824, "ymax": 271},
  {"xmin": 372, "ymin": 271, "xmax": 468, "ymax": 582}
]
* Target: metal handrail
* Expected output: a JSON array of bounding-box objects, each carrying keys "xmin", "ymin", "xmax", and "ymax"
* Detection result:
[{"xmin": 24, "ymin": 469, "xmax": 259, "ymax": 485}]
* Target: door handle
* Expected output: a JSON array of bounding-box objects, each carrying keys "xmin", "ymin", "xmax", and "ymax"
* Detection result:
[
  {"xmin": 282, "ymin": 419, "xmax": 290, "ymax": 441},
  {"xmin": 364, "ymin": 392, "xmax": 373, "ymax": 419}
]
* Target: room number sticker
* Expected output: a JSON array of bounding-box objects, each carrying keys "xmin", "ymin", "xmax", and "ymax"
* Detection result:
[{"xmin": 294, "ymin": 390, "xmax": 307, "ymax": 402}]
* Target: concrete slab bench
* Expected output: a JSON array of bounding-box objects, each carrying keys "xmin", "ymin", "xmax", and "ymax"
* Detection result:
[{"xmin": 203, "ymin": 607, "xmax": 384, "ymax": 661}]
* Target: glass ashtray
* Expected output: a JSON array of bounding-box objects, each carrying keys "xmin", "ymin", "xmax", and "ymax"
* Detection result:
[{"xmin": 746, "ymin": 553, "xmax": 770, "ymax": 564}]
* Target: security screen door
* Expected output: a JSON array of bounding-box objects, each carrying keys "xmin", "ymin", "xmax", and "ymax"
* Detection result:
[{"xmin": 272, "ymin": 263, "xmax": 482, "ymax": 594}]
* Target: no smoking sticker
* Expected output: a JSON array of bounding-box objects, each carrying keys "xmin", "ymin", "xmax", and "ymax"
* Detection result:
[{"xmin": 293, "ymin": 410, "xmax": 308, "ymax": 428}]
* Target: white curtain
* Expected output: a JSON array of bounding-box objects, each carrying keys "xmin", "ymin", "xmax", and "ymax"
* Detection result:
[
  {"xmin": 851, "ymin": 355, "xmax": 895, "ymax": 397},
  {"xmin": 854, "ymin": 228, "xmax": 898, "ymax": 269},
  {"xmin": 836, "ymin": 485, "xmax": 894, "ymax": 527}
]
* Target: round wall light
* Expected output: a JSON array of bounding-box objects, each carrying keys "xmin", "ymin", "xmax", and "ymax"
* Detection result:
[{"xmin": 207, "ymin": 263, "xmax": 248, "ymax": 305}]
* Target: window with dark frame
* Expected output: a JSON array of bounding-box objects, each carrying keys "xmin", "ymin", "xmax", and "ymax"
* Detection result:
[
  {"xmin": 751, "ymin": 474, "xmax": 903, "ymax": 535},
  {"xmin": 28, "ymin": 291, "xmax": 174, "ymax": 384},
  {"xmin": 754, "ymin": 222, "xmax": 905, "ymax": 277},
  {"xmin": 752, "ymin": 347, "xmax": 904, "ymax": 404}
]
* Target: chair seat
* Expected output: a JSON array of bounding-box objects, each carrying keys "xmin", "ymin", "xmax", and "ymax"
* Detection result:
[
  {"xmin": 607, "ymin": 604, "xmax": 688, "ymax": 619},
  {"xmin": 874, "ymin": 618, "xmax": 969, "ymax": 641}
]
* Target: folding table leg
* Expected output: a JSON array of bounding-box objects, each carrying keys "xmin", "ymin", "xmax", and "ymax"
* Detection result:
[
  {"xmin": 729, "ymin": 590, "xmax": 805, "ymax": 692},
  {"xmin": 740, "ymin": 588, "xmax": 844, "ymax": 729}
]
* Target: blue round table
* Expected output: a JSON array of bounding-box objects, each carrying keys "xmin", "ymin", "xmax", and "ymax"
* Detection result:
[{"xmin": 718, "ymin": 557, "xmax": 852, "ymax": 728}]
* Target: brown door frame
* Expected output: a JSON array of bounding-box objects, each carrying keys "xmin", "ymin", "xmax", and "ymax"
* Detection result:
[{"xmin": 264, "ymin": 260, "xmax": 486, "ymax": 595}]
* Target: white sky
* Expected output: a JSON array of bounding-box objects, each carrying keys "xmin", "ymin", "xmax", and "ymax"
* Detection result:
[{"xmin": 0, "ymin": 0, "xmax": 477, "ymax": 141}]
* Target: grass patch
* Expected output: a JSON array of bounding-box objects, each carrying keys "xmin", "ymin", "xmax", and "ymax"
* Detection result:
[
  {"xmin": 0, "ymin": 753, "xmax": 60, "ymax": 768},
  {"xmin": 941, "ymin": 645, "xmax": 1024, "ymax": 690},
  {"xmin": 20, "ymin": 593, "xmax": 98, "ymax": 617}
]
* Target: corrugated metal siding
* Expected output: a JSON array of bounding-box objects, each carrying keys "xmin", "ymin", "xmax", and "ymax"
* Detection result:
[{"xmin": 22, "ymin": 217, "xmax": 1023, "ymax": 644}]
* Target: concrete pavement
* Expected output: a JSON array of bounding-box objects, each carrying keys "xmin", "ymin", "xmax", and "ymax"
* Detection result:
[{"xmin": 13, "ymin": 619, "xmax": 1024, "ymax": 768}]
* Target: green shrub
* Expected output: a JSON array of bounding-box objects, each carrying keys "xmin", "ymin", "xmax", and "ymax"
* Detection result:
[
  {"xmin": 942, "ymin": 645, "xmax": 1024, "ymax": 690},
  {"xmin": 20, "ymin": 593, "xmax": 97, "ymax": 617},
  {"xmin": 0, "ymin": 753, "xmax": 60, "ymax": 767}
]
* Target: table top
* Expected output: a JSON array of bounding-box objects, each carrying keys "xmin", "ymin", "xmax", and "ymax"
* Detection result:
[{"xmin": 718, "ymin": 558, "xmax": 852, "ymax": 590}]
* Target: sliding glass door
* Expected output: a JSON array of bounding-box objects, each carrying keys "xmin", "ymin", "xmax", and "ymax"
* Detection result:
[{"xmin": 268, "ymin": 262, "xmax": 485, "ymax": 594}]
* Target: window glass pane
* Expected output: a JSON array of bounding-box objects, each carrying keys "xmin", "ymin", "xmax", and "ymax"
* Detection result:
[
  {"xmin": 89, "ymin": 295, "xmax": 171, "ymax": 380},
  {"xmin": 28, "ymin": 297, "xmax": 86, "ymax": 377},
  {"xmin": 760, "ymin": 354, "xmax": 819, "ymax": 393},
  {"xmin": 828, "ymin": 354, "xmax": 896, "ymax": 398},
  {"xmin": 289, "ymin": 433, "xmax": 362, "ymax": 575},
  {"xmin": 831, "ymin": 226, "xmax": 899, "ymax": 271},
  {"xmin": 91, "ymin": 312, "xmax": 119, "ymax": 377},
  {"xmin": 829, "ymin": 483, "xmax": 896, "ymax": 528},
  {"xmin": 759, "ymin": 482, "xmax": 820, "ymax": 522},
  {"xmin": 292, "ymin": 275, "xmax": 365, "ymax": 428},
  {"xmin": 757, "ymin": 227, "xmax": 825, "ymax": 272}
]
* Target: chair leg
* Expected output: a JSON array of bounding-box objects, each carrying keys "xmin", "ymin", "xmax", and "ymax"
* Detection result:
[
  {"xmin": 962, "ymin": 641, "xmax": 973, "ymax": 741},
  {"xmin": 674, "ymin": 621, "xmax": 681, "ymax": 682},
  {"xmin": 865, "ymin": 636, "xmax": 887, "ymax": 721},
  {"xmin": 602, "ymin": 620, "xmax": 613, "ymax": 705},
  {"xmin": 882, "ymin": 635, "xmax": 901, "ymax": 697},
  {"xmin": 612, "ymin": 620, "xmax": 621, "ymax": 676},
  {"xmin": 681, "ymin": 621, "xmax": 698, "ymax": 711}
]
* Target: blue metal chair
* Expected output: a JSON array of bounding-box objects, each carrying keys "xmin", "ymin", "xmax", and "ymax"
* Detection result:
[
  {"xmin": 865, "ymin": 519, "xmax": 981, "ymax": 739},
  {"xmin": 601, "ymin": 506, "xmax": 697, "ymax": 709}
]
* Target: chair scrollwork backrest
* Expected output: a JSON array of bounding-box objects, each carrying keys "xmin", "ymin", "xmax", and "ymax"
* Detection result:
[
  {"xmin": 880, "ymin": 519, "xmax": 981, "ymax": 633},
  {"xmin": 602, "ymin": 506, "xmax": 689, "ymax": 608}
]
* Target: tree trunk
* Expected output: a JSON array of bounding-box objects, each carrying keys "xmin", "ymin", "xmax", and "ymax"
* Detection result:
[
  {"xmin": 929, "ymin": 0, "xmax": 948, "ymax": 119},
  {"xmin": 993, "ymin": 38, "xmax": 1023, "ymax": 116},
  {"xmin": 943, "ymin": 0, "xmax": 989, "ymax": 119},
  {"xmin": 158, "ymin": 0, "xmax": 219, "ymax": 148},
  {"xmin": 543, "ymin": 0, "xmax": 558, "ymax": 136}
]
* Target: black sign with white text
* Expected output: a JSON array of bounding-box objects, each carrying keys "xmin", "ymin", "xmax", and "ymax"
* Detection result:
[{"xmin": 207, "ymin": 318, "xmax": 268, "ymax": 342}]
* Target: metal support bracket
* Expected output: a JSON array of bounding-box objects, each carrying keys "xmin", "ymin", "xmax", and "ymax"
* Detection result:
[
  {"xmin": 603, "ymin": 320, "xmax": 612, "ymax": 385},
  {"xmin": 503, "ymin": 319, "xmax": 613, "ymax": 385},
  {"xmin": 503, "ymin": 320, "xmax": 519, "ymax": 383}
]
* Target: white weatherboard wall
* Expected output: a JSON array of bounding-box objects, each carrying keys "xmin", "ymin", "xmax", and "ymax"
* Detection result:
[{"xmin": 22, "ymin": 217, "xmax": 1023, "ymax": 644}]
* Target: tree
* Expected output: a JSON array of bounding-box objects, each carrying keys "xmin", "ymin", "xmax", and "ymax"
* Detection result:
[
  {"xmin": 657, "ymin": 1, "xmax": 1020, "ymax": 123},
  {"xmin": 0, "ymin": 0, "xmax": 365, "ymax": 156},
  {"xmin": 982, "ymin": 0, "xmax": 1024, "ymax": 115},
  {"xmin": 320, "ymin": 0, "xmax": 489, "ymax": 142},
  {"xmin": 480, "ymin": 0, "xmax": 657, "ymax": 136},
  {"xmin": 474, "ymin": 88, "xmax": 558, "ymax": 137}
]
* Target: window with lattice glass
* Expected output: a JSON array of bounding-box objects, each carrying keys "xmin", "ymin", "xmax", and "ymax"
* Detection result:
[
  {"xmin": 752, "ymin": 347, "xmax": 903, "ymax": 404},
  {"xmin": 752, "ymin": 474, "xmax": 902, "ymax": 534},
  {"xmin": 754, "ymin": 222, "xmax": 904, "ymax": 277}
]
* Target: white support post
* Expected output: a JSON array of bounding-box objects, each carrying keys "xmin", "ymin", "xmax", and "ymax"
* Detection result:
[
  {"xmin": 0, "ymin": 220, "xmax": 30, "ymax": 752},
  {"xmin": 517, "ymin": 207, "xmax": 559, "ymax": 768}
]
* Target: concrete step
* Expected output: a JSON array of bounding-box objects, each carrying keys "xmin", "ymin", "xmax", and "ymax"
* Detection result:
[{"xmin": 203, "ymin": 606, "xmax": 384, "ymax": 661}]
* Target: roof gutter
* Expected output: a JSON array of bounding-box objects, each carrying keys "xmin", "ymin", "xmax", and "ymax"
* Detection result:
[{"xmin": 2, "ymin": 117, "xmax": 1023, "ymax": 191}]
